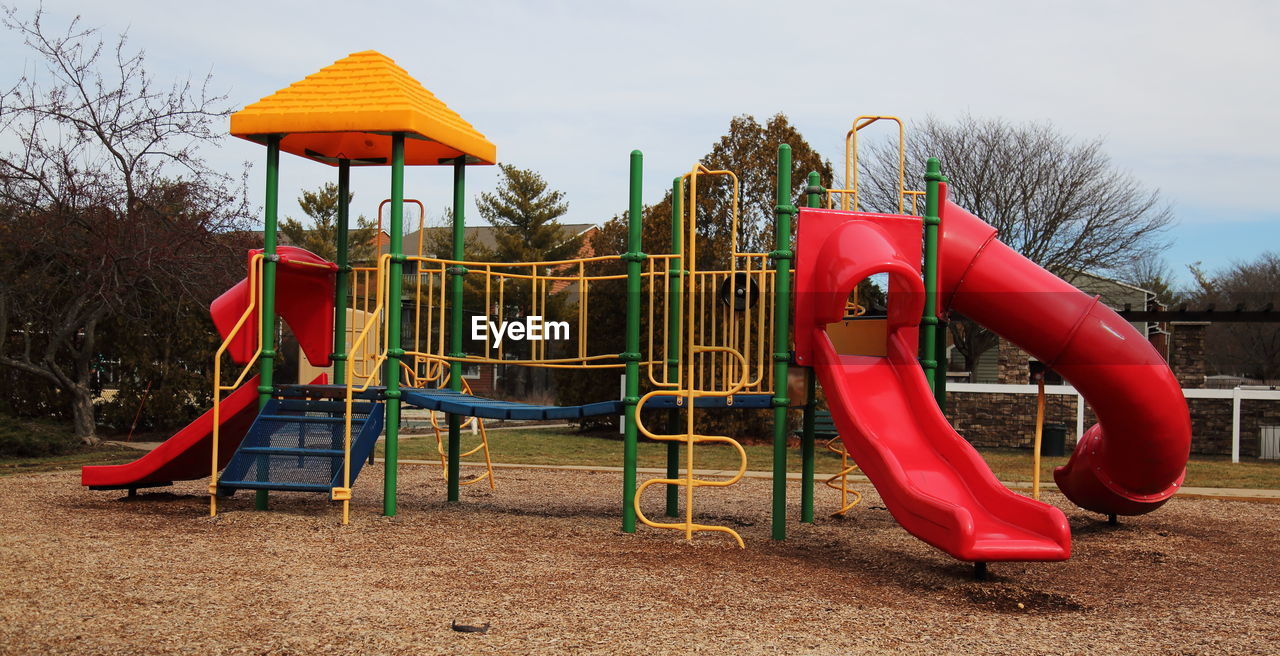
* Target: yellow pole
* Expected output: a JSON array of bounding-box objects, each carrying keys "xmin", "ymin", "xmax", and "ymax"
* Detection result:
[{"xmin": 1032, "ymin": 374, "xmax": 1045, "ymax": 500}]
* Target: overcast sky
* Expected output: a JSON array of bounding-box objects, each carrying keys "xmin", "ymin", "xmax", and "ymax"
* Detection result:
[{"xmin": 4, "ymin": 1, "xmax": 1277, "ymax": 285}]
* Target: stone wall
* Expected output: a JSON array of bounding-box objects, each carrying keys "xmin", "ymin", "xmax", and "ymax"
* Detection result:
[
  {"xmin": 996, "ymin": 339, "xmax": 1030, "ymax": 384},
  {"xmin": 946, "ymin": 391, "xmax": 1090, "ymax": 450},
  {"xmin": 1169, "ymin": 322, "xmax": 1208, "ymax": 388}
]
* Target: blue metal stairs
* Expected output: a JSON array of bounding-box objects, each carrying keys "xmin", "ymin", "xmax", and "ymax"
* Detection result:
[{"xmin": 218, "ymin": 394, "xmax": 385, "ymax": 495}]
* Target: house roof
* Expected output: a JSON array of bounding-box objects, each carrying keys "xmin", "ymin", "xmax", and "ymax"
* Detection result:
[{"xmin": 230, "ymin": 51, "xmax": 496, "ymax": 167}]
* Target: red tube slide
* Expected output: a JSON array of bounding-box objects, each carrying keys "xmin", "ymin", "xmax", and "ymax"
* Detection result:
[
  {"xmin": 795, "ymin": 210, "xmax": 1071, "ymax": 562},
  {"xmin": 938, "ymin": 185, "xmax": 1191, "ymax": 515}
]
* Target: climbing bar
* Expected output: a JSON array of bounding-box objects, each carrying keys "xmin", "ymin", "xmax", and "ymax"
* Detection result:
[{"xmin": 823, "ymin": 437, "xmax": 863, "ymax": 516}]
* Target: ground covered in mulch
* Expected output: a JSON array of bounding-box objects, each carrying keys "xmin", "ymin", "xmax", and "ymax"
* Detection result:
[{"xmin": 1, "ymin": 465, "xmax": 1277, "ymax": 655}]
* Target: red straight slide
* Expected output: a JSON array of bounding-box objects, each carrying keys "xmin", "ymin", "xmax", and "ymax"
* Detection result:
[
  {"xmin": 81, "ymin": 376, "xmax": 260, "ymax": 489},
  {"xmin": 796, "ymin": 210, "xmax": 1071, "ymax": 562}
]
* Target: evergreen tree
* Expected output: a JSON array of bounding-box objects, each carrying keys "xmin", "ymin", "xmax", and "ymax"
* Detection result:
[
  {"xmin": 279, "ymin": 183, "xmax": 379, "ymax": 263},
  {"xmin": 478, "ymin": 165, "xmax": 582, "ymax": 263}
]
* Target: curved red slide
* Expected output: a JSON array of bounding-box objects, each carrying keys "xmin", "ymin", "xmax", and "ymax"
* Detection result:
[
  {"xmin": 937, "ymin": 186, "xmax": 1191, "ymax": 515},
  {"xmin": 210, "ymin": 245, "xmax": 337, "ymax": 367},
  {"xmin": 795, "ymin": 210, "xmax": 1071, "ymax": 561},
  {"xmin": 82, "ymin": 376, "xmax": 260, "ymax": 489}
]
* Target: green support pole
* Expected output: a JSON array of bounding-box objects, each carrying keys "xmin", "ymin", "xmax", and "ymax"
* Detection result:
[
  {"xmin": 332, "ymin": 160, "xmax": 351, "ymax": 384},
  {"xmin": 770, "ymin": 145, "xmax": 795, "ymax": 540},
  {"xmin": 383, "ymin": 134, "xmax": 406, "ymax": 517},
  {"xmin": 447, "ymin": 157, "xmax": 466, "ymax": 503},
  {"xmin": 922, "ymin": 157, "xmax": 946, "ymax": 402},
  {"xmin": 621, "ymin": 150, "xmax": 643, "ymax": 533},
  {"xmin": 935, "ymin": 316, "xmax": 949, "ymax": 411},
  {"xmin": 255, "ymin": 135, "xmax": 282, "ymax": 511},
  {"xmin": 665, "ymin": 176, "xmax": 683, "ymax": 518},
  {"xmin": 800, "ymin": 171, "xmax": 821, "ymax": 524}
]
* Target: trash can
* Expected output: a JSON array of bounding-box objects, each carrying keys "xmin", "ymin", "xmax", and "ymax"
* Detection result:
[{"xmin": 1040, "ymin": 423, "xmax": 1067, "ymax": 457}]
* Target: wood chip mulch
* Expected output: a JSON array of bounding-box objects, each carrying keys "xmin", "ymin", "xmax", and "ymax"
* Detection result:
[{"xmin": 1, "ymin": 465, "xmax": 1277, "ymax": 655}]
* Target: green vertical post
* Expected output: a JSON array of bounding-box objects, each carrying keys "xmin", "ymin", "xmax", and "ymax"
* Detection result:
[
  {"xmin": 255, "ymin": 135, "xmax": 282, "ymax": 511},
  {"xmin": 332, "ymin": 159, "xmax": 351, "ymax": 383},
  {"xmin": 383, "ymin": 134, "xmax": 406, "ymax": 517},
  {"xmin": 621, "ymin": 150, "xmax": 644, "ymax": 533},
  {"xmin": 447, "ymin": 157, "xmax": 466, "ymax": 503},
  {"xmin": 665, "ymin": 176, "xmax": 684, "ymax": 518},
  {"xmin": 935, "ymin": 316, "xmax": 948, "ymax": 411},
  {"xmin": 770, "ymin": 145, "xmax": 795, "ymax": 540},
  {"xmin": 800, "ymin": 171, "xmax": 822, "ymax": 524},
  {"xmin": 922, "ymin": 158, "xmax": 946, "ymax": 403}
]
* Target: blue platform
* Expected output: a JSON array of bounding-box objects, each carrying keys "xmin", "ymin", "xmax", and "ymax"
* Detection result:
[
  {"xmin": 400, "ymin": 388, "xmax": 623, "ymax": 420},
  {"xmin": 399, "ymin": 387, "xmax": 774, "ymax": 420}
]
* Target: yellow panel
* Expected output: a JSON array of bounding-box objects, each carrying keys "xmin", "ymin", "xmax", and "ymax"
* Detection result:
[
  {"xmin": 826, "ymin": 319, "xmax": 887, "ymax": 357},
  {"xmin": 230, "ymin": 51, "xmax": 496, "ymax": 166}
]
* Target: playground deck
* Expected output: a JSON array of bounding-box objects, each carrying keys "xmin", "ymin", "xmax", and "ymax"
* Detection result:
[{"xmin": 4, "ymin": 467, "xmax": 1278, "ymax": 655}]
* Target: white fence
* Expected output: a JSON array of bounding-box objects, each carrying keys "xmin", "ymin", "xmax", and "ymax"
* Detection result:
[{"xmin": 947, "ymin": 383, "xmax": 1280, "ymax": 463}]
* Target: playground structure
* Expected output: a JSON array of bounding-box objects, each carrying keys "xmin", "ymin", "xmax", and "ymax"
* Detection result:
[{"xmin": 83, "ymin": 51, "xmax": 1193, "ymax": 568}]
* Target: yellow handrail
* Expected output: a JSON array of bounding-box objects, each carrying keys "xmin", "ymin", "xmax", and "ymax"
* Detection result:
[
  {"xmin": 209, "ymin": 253, "xmax": 265, "ymax": 517},
  {"xmin": 338, "ymin": 253, "xmax": 393, "ymax": 524}
]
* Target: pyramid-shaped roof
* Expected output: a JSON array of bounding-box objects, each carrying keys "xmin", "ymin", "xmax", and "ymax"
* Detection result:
[{"xmin": 230, "ymin": 51, "xmax": 496, "ymax": 166}]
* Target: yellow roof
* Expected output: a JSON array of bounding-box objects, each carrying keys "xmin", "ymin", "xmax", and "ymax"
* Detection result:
[{"xmin": 230, "ymin": 50, "xmax": 496, "ymax": 166}]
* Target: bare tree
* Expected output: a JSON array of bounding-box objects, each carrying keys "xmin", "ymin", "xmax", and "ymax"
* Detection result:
[
  {"xmin": 1118, "ymin": 253, "xmax": 1181, "ymax": 307},
  {"xmin": 0, "ymin": 7, "xmax": 251, "ymax": 442},
  {"xmin": 1187, "ymin": 253, "xmax": 1280, "ymax": 380},
  {"xmin": 858, "ymin": 115, "xmax": 1174, "ymax": 372}
]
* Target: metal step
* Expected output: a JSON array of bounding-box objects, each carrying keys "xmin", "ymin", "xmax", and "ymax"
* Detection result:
[
  {"xmin": 257, "ymin": 414, "xmax": 347, "ymax": 424},
  {"xmin": 217, "ymin": 480, "xmax": 333, "ymax": 493},
  {"xmin": 238, "ymin": 446, "xmax": 344, "ymax": 458}
]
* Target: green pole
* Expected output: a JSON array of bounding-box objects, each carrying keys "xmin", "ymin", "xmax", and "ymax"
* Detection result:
[
  {"xmin": 383, "ymin": 134, "xmax": 406, "ymax": 517},
  {"xmin": 922, "ymin": 157, "xmax": 946, "ymax": 402},
  {"xmin": 621, "ymin": 150, "xmax": 644, "ymax": 533},
  {"xmin": 800, "ymin": 171, "xmax": 821, "ymax": 524},
  {"xmin": 935, "ymin": 316, "xmax": 948, "ymax": 410},
  {"xmin": 255, "ymin": 135, "xmax": 281, "ymax": 511},
  {"xmin": 665, "ymin": 176, "xmax": 684, "ymax": 518},
  {"xmin": 332, "ymin": 159, "xmax": 351, "ymax": 384},
  {"xmin": 770, "ymin": 145, "xmax": 795, "ymax": 540},
  {"xmin": 447, "ymin": 157, "xmax": 466, "ymax": 503}
]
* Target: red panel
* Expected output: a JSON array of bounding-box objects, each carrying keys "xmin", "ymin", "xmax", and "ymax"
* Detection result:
[{"xmin": 209, "ymin": 246, "xmax": 337, "ymax": 367}]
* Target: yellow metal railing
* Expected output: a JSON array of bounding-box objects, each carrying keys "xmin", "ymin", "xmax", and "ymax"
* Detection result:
[
  {"xmin": 825, "ymin": 115, "xmax": 923, "ymax": 216},
  {"xmin": 337, "ymin": 253, "xmax": 393, "ymax": 524},
  {"xmin": 397, "ymin": 253, "xmax": 673, "ymax": 371},
  {"xmin": 209, "ymin": 253, "xmax": 265, "ymax": 517}
]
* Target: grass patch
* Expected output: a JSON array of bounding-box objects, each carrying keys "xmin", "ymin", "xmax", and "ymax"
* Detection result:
[
  {"xmin": 386, "ymin": 427, "xmax": 1280, "ymax": 490},
  {"xmin": 0, "ymin": 415, "xmax": 81, "ymax": 457},
  {"xmin": 0, "ymin": 415, "xmax": 141, "ymax": 476},
  {"xmin": 0, "ymin": 444, "xmax": 140, "ymax": 476}
]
